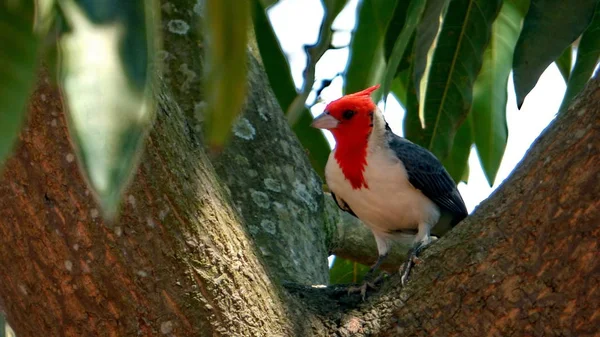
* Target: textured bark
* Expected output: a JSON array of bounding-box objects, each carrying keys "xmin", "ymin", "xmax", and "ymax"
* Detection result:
[
  {"xmin": 160, "ymin": 0, "xmax": 329, "ymax": 285},
  {"xmin": 0, "ymin": 75, "xmax": 299, "ymax": 336}
]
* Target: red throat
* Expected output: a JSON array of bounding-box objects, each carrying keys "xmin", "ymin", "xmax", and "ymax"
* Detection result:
[{"xmin": 333, "ymin": 128, "xmax": 370, "ymax": 189}]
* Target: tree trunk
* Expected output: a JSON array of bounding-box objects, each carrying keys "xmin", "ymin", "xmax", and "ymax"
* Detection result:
[{"xmin": 0, "ymin": 0, "xmax": 598, "ymax": 335}]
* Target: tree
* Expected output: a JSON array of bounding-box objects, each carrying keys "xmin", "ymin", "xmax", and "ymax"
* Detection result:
[{"xmin": 0, "ymin": 0, "xmax": 598, "ymax": 336}]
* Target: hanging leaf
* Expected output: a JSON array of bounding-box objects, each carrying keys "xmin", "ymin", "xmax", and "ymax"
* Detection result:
[
  {"xmin": 251, "ymin": 0, "xmax": 330, "ymax": 178},
  {"xmin": 0, "ymin": 0, "xmax": 39, "ymax": 167},
  {"xmin": 413, "ymin": 0, "xmax": 449, "ymax": 102},
  {"xmin": 559, "ymin": 4, "xmax": 600, "ymax": 114},
  {"xmin": 472, "ymin": 0, "xmax": 528, "ymax": 186},
  {"xmin": 344, "ymin": 0, "xmax": 397, "ymax": 99},
  {"xmin": 203, "ymin": 0, "xmax": 249, "ymax": 150},
  {"xmin": 390, "ymin": 69, "xmax": 409, "ymax": 107},
  {"xmin": 329, "ymin": 256, "xmax": 370, "ymax": 284},
  {"xmin": 252, "ymin": 0, "xmax": 297, "ymax": 117},
  {"xmin": 381, "ymin": 0, "xmax": 426, "ymax": 103},
  {"xmin": 513, "ymin": 0, "xmax": 597, "ymax": 108},
  {"xmin": 383, "ymin": 0, "xmax": 413, "ymax": 77},
  {"xmin": 555, "ymin": 46, "xmax": 572, "ymax": 83},
  {"xmin": 422, "ymin": 0, "xmax": 503, "ymax": 161},
  {"xmin": 57, "ymin": 0, "xmax": 158, "ymax": 219},
  {"xmin": 442, "ymin": 115, "xmax": 472, "ymax": 183},
  {"xmin": 403, "ymin": 61, "xmax": 426, "ymax": 146}
]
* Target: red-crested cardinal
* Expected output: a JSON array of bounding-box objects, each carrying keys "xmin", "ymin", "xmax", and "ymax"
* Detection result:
[{"xmin": 312, "ymin": 85, "xmax": 468, "ymax": 288}]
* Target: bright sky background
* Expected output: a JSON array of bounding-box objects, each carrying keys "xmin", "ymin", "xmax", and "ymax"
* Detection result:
[{"xmin": 269, "ymin": 0, "xmax": 565, "ymax": 213}]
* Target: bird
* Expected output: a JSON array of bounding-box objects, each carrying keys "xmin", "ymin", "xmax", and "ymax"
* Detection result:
[{"xmin": 311, "ymin": 84, "xmax": 468, "ymax": 292}]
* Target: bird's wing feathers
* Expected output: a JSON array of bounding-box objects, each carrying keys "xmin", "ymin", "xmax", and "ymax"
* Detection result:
[
  {"xmin": 331, "ymin": 192, "xmax": 358, "ymax": 218},
  {"xmin": 387, "ymin": 133, "xmax": 468, "ymax": 220}
]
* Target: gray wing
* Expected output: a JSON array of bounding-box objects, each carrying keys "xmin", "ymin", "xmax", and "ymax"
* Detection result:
[
  {"xmin": 331, "ymin": 192, "xmax": 357, "ymax": 218},
  {"xmin": 387, "ymin": 132, "xmax": 468, "ymax": 222}
]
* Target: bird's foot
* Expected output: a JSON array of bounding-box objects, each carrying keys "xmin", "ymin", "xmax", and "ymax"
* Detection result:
[
  {"xmin": 400, "ymin": 244, "xmax": 428, "ymax": 286},
  {"xmin": 347, "ymin": 273, "xmax": 386, "ymax": 300}
]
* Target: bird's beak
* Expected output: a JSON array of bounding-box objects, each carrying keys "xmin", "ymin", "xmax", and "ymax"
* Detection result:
[{"xmin": 311, "ymin": 113, "xmax": 339, "ymax": 129}]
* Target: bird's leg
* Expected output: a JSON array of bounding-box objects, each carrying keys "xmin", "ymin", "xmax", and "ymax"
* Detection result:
[
  {"xmin": 347, "ymin": 253, "xmax": 388, "ymax": 299},
  {"xmin": 401, "ymin": 225, "xmax": 435, "ymax": 286},
  {"xmin": 400, "ymin": 237, "xmax": 435, "ymax": 286}
]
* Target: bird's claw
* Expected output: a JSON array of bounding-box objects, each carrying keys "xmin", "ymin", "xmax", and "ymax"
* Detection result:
[
  {"xmin": 400, "ymin": 248, "xmax": 424, "ymax": 286},
  {"xmin": 347, "ymin": 273, "xmax": 386, "ymax": 300}
]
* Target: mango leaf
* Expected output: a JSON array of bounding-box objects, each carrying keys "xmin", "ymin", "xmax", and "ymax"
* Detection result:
[
  {"xmin": 204, "ymin": 0, "xmax": 249, "ymax": 150},
  {"xmin": 287, "ymin": 0, "xmax": 348, "ymax": 124},
  {"xmin": 57, "ymin": 0, "xmax": 158, "ymax": 219},
  {"xmin": 472, "ymin": 0, "xmax": 528, "ymax": 186},
  {"xmin": 555, "ymin": 46, "xmax": 572, "ymax": 83},
  {"xmin": 413, "ymin": 0, "xmax": 449, "ymax": 102},
  {"xmin": 390, "ymin": 69, "xmax": 409, "ymax": 107},
  {"xmin": 422, "ymin": 0, "xmax": 502, "ymax": 161},
  {"xmin": 383, "ymin": 0, "xmax": 412, "ymax": 76},
  {"xmin": 252, "ymin": 0, "xmax": 296, "ymax": 117},
  {"xmin": 513, "ymin": 0, "xmax": 597, "ymax": 108},
  {"xmin": 442, "ymin": 115, "xmax": 472, "ymax": 183},
  {"xmin": 0, "ymin": 0, "xmax": 39, "ymax": 167},
  {"xmin": 344, "ymin": 0, "xmax": 396, "ymax": 98},
  {"xmin": 329, "ymin": 256, "xmax": 370, "ymax": 284},
  {"xmin": 559, "ymin": 4, "xmax": 600, "ymax": 114},
  {"xmin": 381, "ymin": 0, "xmax": 427, "ymax": 103},
  {"xmin": 252, "ymin": 0, "xmax": 330, "ymax": 178},
  {"xmin": 403, "ymin": 62, "xmax": 426, "ymax": 146}
]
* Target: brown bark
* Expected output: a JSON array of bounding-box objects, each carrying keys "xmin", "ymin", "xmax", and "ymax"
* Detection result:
[{"xmin": 0, "ymin": 76, "xmax": 296, "ymax": 336}]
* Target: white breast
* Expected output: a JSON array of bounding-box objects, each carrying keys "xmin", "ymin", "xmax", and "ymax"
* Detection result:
[{"xmin": 325, "ymin": 143, "xmax": 440, "ymax": 239}]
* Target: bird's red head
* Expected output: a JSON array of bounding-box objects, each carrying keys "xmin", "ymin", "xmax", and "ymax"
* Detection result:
[
  {"xmin": 311, "ymin": 85, "xmax": 379, "ymax": 141},
  {"xmin": 311, "ymin": 85, "xmax": 380, "ymax": 189}
]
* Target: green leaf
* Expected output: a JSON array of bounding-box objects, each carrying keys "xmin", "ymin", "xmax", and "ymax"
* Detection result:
[
  {"xmin": 403, "ymin": 61, "xmax": 426, "ymax": 146},
  {"xmin": 442, "ymin": 115, "xmax": 472, "ymax": 183},
  {"xmin": 555, "ymin": 45, "xmax": 572, "ymax": 83},
  {"xmin": 252, "ymin": 0, "xmax": 330, "ymax": 178},
  {"xmin": 57, "ymin": 0, "xmax": 158, "ymax": 219},
  {"xmin": 472, "ymin": 0, "xmax": 528, "ymax": 186},
  {"xmin": 381, "ymin": 0, "xmax": 427, "ymax": 103},
  {"xmin": 344, "ymin": 0, "xmax": 396, "ymax": 98},
  {"xmin": 0, "ymin": 0, "xmax": 39, "ymax": 168},
  {"xmin": 559, "ymin": 4, "xmax": 600, "ymax": 114},
  {"xmin": 422, "ymin": 0, "xmax": 502, "ymax": 161},
  {"xmin": 383, "ymin": 0, "xmax": 412, "ymax": 76},
  {"xmin": 513, "ymin": 0, "xmax": 598, "ymax": 108},
  {"xmin": 329, "ymin": 256, "xmax": 370, "ymax": 284},
  {"xmin": 204, "ymin": 0, "xmax": 250, "ymax": 150},
  {"xmin": 252, "ymin": 0, "xmax": 296, "ymax": 115},
  {"xmin": 414, "ymin": 0, "xmax": 449, "ymax": 102},
  {"xmin": 390, "ymin": 69, "xmax": 409, "ymax": 107}
]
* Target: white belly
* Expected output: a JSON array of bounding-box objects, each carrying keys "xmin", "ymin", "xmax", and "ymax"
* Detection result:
[{"xmin": 326, "ymin": 146, "xmax": 440, "ymax": 237}]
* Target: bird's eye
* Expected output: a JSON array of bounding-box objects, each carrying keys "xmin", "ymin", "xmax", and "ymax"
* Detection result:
[{"xmin": 342, "ymin": 110, "xmax": 355, "ymax": 120}]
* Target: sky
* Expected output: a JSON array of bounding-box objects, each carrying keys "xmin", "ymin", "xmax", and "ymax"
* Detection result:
[{"xmin": 269, "ymin": 0, "xmax": 565, "ymax": 213}]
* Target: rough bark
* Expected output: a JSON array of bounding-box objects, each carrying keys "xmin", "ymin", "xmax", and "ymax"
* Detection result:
[
  {"xmin": 160, "ymin": 0, "xmax": 330, "ymax": 285},
  {"xmin": 0, "ymin": 74, "xmax": 301, "ymax": 336}
]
